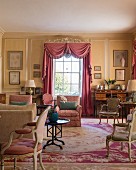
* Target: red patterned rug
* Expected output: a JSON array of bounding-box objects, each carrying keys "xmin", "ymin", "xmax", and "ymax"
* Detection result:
[
  {"xmin": 4, "ymin": 119, "xmax": 136, "ymax": 169},
  {"xmin": 41, "ymin": 118, "xmax": 136, "ymax": 163}
]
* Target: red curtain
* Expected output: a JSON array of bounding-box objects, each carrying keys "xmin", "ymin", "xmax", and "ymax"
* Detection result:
[
  {"xmin": 42, "ymin": 43, "xmax": 93, "ymax": 115},
  {"xmin": 132, "ymin": 40, "xmax": 136, "ymax": 79}
]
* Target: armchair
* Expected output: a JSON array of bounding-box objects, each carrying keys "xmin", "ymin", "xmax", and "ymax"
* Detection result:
[
  {"xmin": 55, "ymin": 95, "xmax": 82, "ymax": 127},
  {"xmin": 42, "ymin": 93, "xmax": 54, "ymax": 106},
  {"xmin": 106, "ymin": 110, "xmax": 136, "ymax": 162},
  {"xmin": 99, "ymin": 98, "xmax": 120, "ymax": 124},
  {"xmin": 0, "ymin": 106, "xmax": 51, "ymax": 170}
]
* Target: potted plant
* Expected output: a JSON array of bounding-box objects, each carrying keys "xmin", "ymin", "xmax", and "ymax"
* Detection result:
[{"xmin": 48, "ymin": 107, "xmax": 58, "ymax": 123}]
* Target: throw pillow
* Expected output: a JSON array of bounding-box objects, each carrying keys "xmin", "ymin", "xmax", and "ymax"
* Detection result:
[
  {"xmin": 10, "ymin": 101, "xmax": 27, "ymax": 106},
  {"xmin": 60, "ymin": 95, "xmax": 67, "ymax": 102},
  {"xmin": 60, "ymin": 101, "xmax": 77, "ymax": 110}
]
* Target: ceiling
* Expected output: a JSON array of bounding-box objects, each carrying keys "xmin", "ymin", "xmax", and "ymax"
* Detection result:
[{"xmin": 0, "ymin": 0, "xmax": 136, "ymax": 34}]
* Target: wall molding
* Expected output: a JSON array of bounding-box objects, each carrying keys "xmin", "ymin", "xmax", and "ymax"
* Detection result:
[{"xmin": 44, "ymin": 36, "xmax": 91, "ymax": 43}]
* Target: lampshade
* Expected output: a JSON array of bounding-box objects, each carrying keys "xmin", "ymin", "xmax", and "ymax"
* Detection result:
[
  {"xmin": 126, "ymin": 80, "xmax": 136, "ymax": 92},
  {"xmin": 25, "ymin": 80, "xmax": 36, "ymax": 88}
]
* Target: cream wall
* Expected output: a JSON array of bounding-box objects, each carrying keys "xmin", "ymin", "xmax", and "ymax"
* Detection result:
[
  {"xmin": 1, "ymin": 33, "xmax": 134, "ymax": 94},
  {"xmin": 0, "ymin": 29, "xmax": 4, "ymax": 93}
]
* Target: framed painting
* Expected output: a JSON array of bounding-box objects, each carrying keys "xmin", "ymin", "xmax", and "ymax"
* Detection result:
[
  {"xmin": 9, "ymin": 71, "xmax": 20, "ymax": 85},
  {"xmin": 35, "ymin": 87, "xmax": 41, "ymax": 94},
  {"xmin": 115, "ymin": 69, "xmax": 125, "ymax": 81},
  {"xmin": 94, "ymin": 66, "xmax": 101, "ymax": 71},
  {"xmin": 8, "ymin": 51, "xmax": 23, "ymax": 70},
  {"xmin": 20, "ymin": 86, "xmax": 26, "ymax": 95},
  {"xmin": 94, "ymin": 73, "xmax": 101, "ymax": 79},
  {"xmin": 33, "ymin": 71, "xmax": 41, "ymax": 78},
  {"xmin": 33, "ymin": 64, "xmax": 40, "ymax": 69},
  {"xmin": 113, "ymin": 50, "xmax": 128, "ymax": 67}
]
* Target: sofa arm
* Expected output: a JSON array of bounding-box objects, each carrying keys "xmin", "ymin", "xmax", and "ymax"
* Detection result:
[
  {"xmin": 0, "ymin": 110, "xmax": 35, "ymax": 143},
  {"xmin": 76, "ymin": 105, "xmax": 82, "ymax": 117}
]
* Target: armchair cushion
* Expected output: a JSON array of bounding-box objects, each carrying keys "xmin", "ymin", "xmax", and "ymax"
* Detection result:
[{"xmin": 60, "ymin": 101, "xmax": 77, "ymax": 110}]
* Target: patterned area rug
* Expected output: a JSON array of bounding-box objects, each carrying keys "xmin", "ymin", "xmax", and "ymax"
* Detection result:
[
  {"xmin": 4, "ymin": 118, "xmax": 136, "ymax": 169},
  {"xmin": 41, "ymin": 118, "xmax": 136, "ymax": 163}
]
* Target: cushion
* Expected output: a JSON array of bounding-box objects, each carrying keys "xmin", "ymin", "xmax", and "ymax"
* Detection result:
[
  {"xmin": 60, "ymin": 95, "xmax": 67, "ymax": 102},
  {"xmin": 60, "ymin": 101, "xmax": 77, "ymax": 110},
  {"xmin": 0, "ymin": 103, "xmax": 36, "ymax": 111},
  {"xmin": 10, "ymin": 101, "xmax": 27, "ymax": 106}
]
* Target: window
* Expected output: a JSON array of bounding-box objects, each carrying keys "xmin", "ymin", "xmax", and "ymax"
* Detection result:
[{"xmin": 53, "ymin": 55, "xmax": 82, "ymax": 96}]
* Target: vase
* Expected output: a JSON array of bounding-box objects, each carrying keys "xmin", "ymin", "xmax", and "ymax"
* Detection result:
[
  {"xmin": 109, "ymin": 84, "xmax": 115, "ymax": 90},
  {"xmin": 49, "ymin": 112, "xmax": 58, "ymax": 123},
  {"xmin": 105, "ymin": 84, "xmax": 108, "ymax": 90}
]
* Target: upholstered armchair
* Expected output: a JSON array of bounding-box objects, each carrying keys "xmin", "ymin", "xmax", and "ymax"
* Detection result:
[
  {"xmin": 55, "ymin": 95, "xmax": 82, "ymax": 127},
  {"xmin": 0, "ymin": 106, "xmax": 50, "ymax": 170},
  {"xmin": 9, "ymin": 95, "xmax": 32, "ymax": 105},
  {"xmin": 42, "ymin": 93, "xmax": 54, "ymax": 106},
  {"xmin": 106, "ymin": 110, "xmax": 136, "ymax": 162},
  {"xmin": 99, "ymin": 98, "xmax": 120, "ymax": 124}
]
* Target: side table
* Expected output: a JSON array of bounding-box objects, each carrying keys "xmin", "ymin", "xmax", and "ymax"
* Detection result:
[{"xmin": 43, "ymin": 118, "xmax": 70, "ymax": 149}]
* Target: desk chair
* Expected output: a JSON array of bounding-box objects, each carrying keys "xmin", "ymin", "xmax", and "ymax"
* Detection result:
[
  {"xmin": 42, "ymin": 93, "xmax": 54, "ymax": 106},
  {"xmin": 99, "ymin": 98, "xmax": 120, "ymax": 124}
]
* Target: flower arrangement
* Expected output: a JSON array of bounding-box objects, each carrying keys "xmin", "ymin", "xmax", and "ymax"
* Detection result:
[{"xmin": 105, "ymin": 79, "xmax": 116, "ymax": 86}]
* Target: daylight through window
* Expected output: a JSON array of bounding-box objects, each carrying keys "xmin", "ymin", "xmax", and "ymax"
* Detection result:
[{"xmin": 53, "ymin": 55, "xmax": 82, "ymax": 96}]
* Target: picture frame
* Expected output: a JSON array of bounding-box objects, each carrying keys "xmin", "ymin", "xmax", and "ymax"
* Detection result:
[
  {"xmin": 35, "ymin": 87, "xmax": 41, "ymax": 94},
  {"xmin": 33, "ymin": 71, "xmax": 41, "ymax": 78},
  {"xmin": 113, "ymin": 50, "xmax": 128, "ymax": 67},
  {"xmin": 115, "ymin": 69, "xmax": 125, "ymax": 81},
  {"xmin": 9, "ymin": 71, "xmax": 20, "ymax": 85},
  {"xmin": 33, "ymin": 64, "xmax": 40, "ymax": 69},
  {"xmin": 8, "ymin": 51, "xmax": 23, "ymax": 70},
  {"xmin": 94, "ymin": 73, "xmax": 101, "ymax": 79},
  {"xmin": 20, "ymin": 86, "xmax": 26, "ymax": 95},
  {"xmin": 94, "ymin": 66, "xmax": 101, "ymax": 71}
]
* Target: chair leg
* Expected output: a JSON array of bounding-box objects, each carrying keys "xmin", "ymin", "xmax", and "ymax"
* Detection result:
[
  {"xmin": 99, "ymin": 115, "xmax": 101, "ymax": 124},
  {"xmin": 107, "ymin": 116, "xmax": 108, "ymax": 123},
  {"xmin": 113, "ymin": 117, "xmax": 115, "ymax": 124},
  {"xmin": 39, "ymin": 153, "xmax": 45, "ymax": 170},
  {"xmin": 14, "ymin": 158, "xmax": 17, "ymax": 169},
  {"xmin": 106, "ymin": 138, "xmax": 110, "ymax": 157},
  {"xmin": 0, "ymin": 158, "xmax": 4, "ymax": 170},
  {"xmin": 33, "ymin": 153, "xmax": 37, "ymax": 170},
  {"xmin": 128, "ymin": 142, "xmax": 132, "ymax": 162}
]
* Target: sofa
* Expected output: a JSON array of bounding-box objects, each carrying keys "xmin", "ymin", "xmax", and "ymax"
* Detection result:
[
  {"xmin": 9, "ymin": 94, "xmax": 32, "ymax": 105},
  {"xmin": 56, "ymin": 95, "xmax": 82, "ymax": 127},
  {"xmin": 0, "ymin": 103, "xmax": 37, "ymax": 143}
]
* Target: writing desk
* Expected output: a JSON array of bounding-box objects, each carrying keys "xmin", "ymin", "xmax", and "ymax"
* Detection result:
[
  {"xmin": 94, "ymin": 90, "xmax": 127, "ymax": 117},
  {"xmin": 120, "ymin": 102, "xmax": 136, "ymax": 122}
]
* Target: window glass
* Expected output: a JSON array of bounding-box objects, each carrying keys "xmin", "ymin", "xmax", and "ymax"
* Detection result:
[{"xmin": 53, "ymin": 55, "xmax": 82, "ymax": 96}]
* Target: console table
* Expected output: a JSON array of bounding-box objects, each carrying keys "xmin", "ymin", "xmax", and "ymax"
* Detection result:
[
  {"xmin": 94, "ymin": 90, "xmax": 127, "ymax": 117},
  {"xmin": 120, "ymin": 102, "xmax": 136, "ymax": 122}
]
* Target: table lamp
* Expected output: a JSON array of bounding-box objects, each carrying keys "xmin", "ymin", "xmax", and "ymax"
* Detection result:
[
  {"xmin": 126, "ymin": 80, "xmax": 136, "ymax": 102},
  {"xmin": 25, "ymin": 80, "xmax": 36, "ymax": 95}
]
